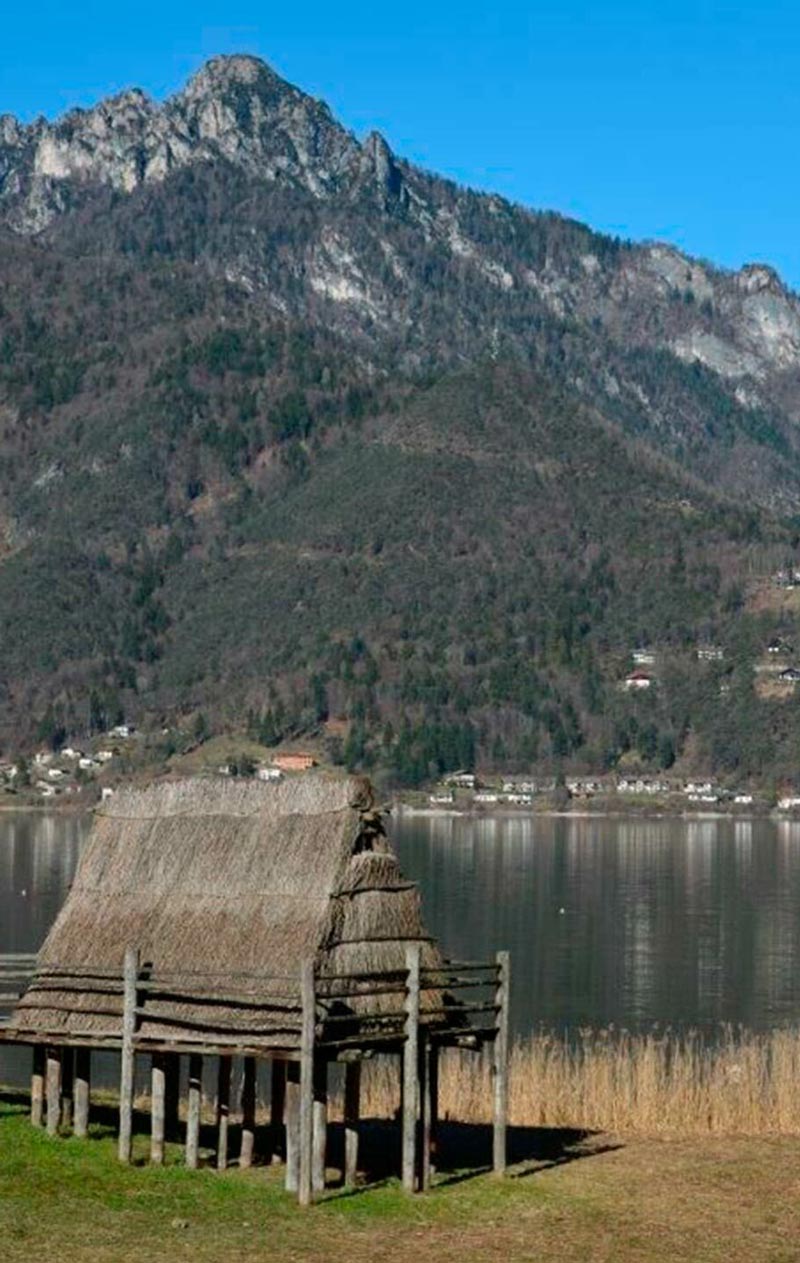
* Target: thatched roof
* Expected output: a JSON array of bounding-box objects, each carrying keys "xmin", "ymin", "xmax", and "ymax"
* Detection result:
[{"xmin": 8, "ymin": 774, "xmax": 455, "ymax": 1053}]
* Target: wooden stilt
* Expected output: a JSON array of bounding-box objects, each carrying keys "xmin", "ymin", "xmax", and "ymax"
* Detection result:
[
  {"xmin": 186, "ymin": 1053, "xmax": 202, "ymax": 1169},
  {"xmin": 151, "ymin": 1053, "xmax": 166, "ymax": 1166},
  {"xmin": 284, "ymin": 1062, "xmax": 300, "ymax": 1193},
  {"xmin": 312, "ymin": 1055, "xmax": 327, "ymax": 1193},
  {"xmin": 269, "ymin": 1059, "xmax": 286, "ymax": 1164},
  {"xmin": 492, "ymin": 950, "xmax": 510, "ymax": 1176},
  {"xmin": 343, "ymin": 1060, "xmax": 361, "ymax": 1189},
  {"xmin": 164, "ymin": 1055, "xmax": 180, "ymax": 1139},
  {"xmin": 422, "ymin": 1041, "xmax": 439, "ymax": 1189},
  {"xmin": 216, "ymin": 1056, "xmax": 231, "ymax": 1171},
  {"xmin": 74, "ymin": 1048, "xmax": 91, "ymax": 1139},
  {"xmin": 298, "ymin": 959, "xmax": 315, "ymax": 1207},
  {"xmin": 118, "ymin": 946, "xmax": 139, "ymax": 1164},
  {"xmin": 239, "ymin": 1056, "xmax": 256, "ymax": 1170},
  {"xmin": 46, "ymin": 1047, "xmax": 61, "ymax": 1137},
  {"xmin": 31, "ymin": 1045, "xmax": 45, "ymax": 1127},
  {"xmin": 61, "ymin": 1047, "xmax": 74, "ymax": 1132},
  {"xmin": 402, "ymin": 943, "xmax": 421, "ymax": 1192}
]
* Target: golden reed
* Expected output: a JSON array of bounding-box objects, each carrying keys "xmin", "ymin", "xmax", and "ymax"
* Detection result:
[{"xmin": 356, "ymin": 1028, "xmax": 800, "ymax": 1136}]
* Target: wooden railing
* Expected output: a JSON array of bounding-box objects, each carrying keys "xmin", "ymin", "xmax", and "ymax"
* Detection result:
[
  {"xmin": 0, "ymin": 954, "xmax": 36, "ymax": 1019},
  {"xmin": 2, "ymin": 948, "xmax": 511, "ymax": 1201}
]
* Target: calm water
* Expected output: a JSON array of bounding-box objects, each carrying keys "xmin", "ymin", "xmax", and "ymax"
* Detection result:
[{"xmin": 3, "ymin": 809, "xmax": 800, "ymax": 1086}]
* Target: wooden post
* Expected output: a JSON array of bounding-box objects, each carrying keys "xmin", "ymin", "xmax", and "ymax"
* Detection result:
[
  {"xmin": 493, "ymin": 950, "xmax": 510, "ymax": 1176},
  {"xmin": 298, "ymin": 959, "xmax": 316, "ymax": 1206},
  {"xmin": 46, "ymin": 1047, "xmax": 61, "ymax": 1137},
  {"xmin": 150, "ymin": 1053, "xmax": 166, "ymax": 1166},
  {"xmin": 240, "ymin": 1056, "xmax": 256, "ymax": 1170},
  {"xmin": 269, "ymin": 1059, "xmax": 286, "ymax": 1164},
  {"xmin": 402, "ymin": 943, "xmax": 421, "ymax": 1193},
  {"xmin": 31, "ymin": 1045, "xmax": 45, "ymax": 1127},
  {"xmin": 74, "ymin": 1048, "xmax": 91, "ymax": 1139},
  {"xmin": 165, "ymin": 1055, "xmax": 180, "ymax": 1139},
  {"xmin": 216, "ymin": 1056, "xmax": 231, "ymax": 1171},
  {"xmin": 118, "ymin": 946, "xmax": 139, "ymax": 1164},
  {"xmin": 312, "ymin": 1055, "xmax": 327, "ymax": 1193},
  {"xmin": 284, "ymin": 1061, "xmax": 300, "ymax": 1193},
  {"xmin": 186, "ymin": 1053, "xmax": 202, "ymax": 1170},
  {"xmin": 296, "ymin": 959, "xmax": 314, "ymax": 1207},
  {"xmin": 61, "ymin": 1047, "xmax": 74, "ymax": 1132},
  {"xmin": 343, "ymin": 1060, "xmax": 361, "ymax": 1189},
  {"xmin": 425, "ymin": 1041, "xmax": 439, "ymax": 1187}
]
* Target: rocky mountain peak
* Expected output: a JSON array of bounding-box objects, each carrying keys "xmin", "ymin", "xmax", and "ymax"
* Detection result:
[
  {"xmin": 0, "ymin": 54, "xmax": 360, "ymax": 230},
  {"xmin": 185, "ymin": 52, "xmax": 277, "ymax": 93}
]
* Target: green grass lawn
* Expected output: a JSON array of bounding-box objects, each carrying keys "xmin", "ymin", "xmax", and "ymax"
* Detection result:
[{"xmin": 3, "ymin": 1097, "xmax": 800, "ymax": 1262}]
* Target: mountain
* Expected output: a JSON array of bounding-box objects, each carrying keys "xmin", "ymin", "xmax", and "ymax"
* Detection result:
[{"xmin": 0, "ymin": 54, "xmax": 799, "ymax": 786}]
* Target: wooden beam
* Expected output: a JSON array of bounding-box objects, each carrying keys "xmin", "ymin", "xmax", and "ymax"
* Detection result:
[
  {"xmin": 118, "ymin": 946, "xmax": 139, "ymax": 1164},
  {"xmin": 269, "ymin": 1059, "xmax": 286, "ymax": 1165},
  {"xmin": 74, "ymin": 1048, "xmax": 91, "ymax": 1139},
  {"xmin": 216, "ymin": 1055, "xmax": 231, "ymax": 1171},
  {"xmin": 239, "ymin": 1056, "xmax": 256, "ymax": 1170},
  {"xmin": 343, "ymin": 1060, "xmax": 361, "ymax": 1189},
  {"xmin": 298, "ymin": 960, "xmax": 315, "ymax": 1207},
  {"xmin": 284, "ymin": 1061, "xmax": 300, "ymax": 1193},
  {"xmin": 31, "ymin": 1044, "xmax": 45, "ymax": 1127},
  {"xmin": 402, "ymin": 943, "xmax": 421, "ymax": 1193},
  {"xmin": 46, "ymin": 1047, "xmax": 61, "ymax": 1136},
  {"xmin": 312, "ymin": 1055, "xmax": 327, "ymax": 1194},
  {"xmin": 186, "ymin": 1053, "xmax": 202, "ymax": 1169},
  {"xmin": 151, "ymin": 1053, "xmax": 166, "ymax": 1165},
  {"xmin": 492, "ymin": 950, "xmax": 510, "ymax": 1176}
]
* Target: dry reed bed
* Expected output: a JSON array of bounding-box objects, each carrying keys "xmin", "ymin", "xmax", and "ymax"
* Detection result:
[{"xmin": 357, "ymin": 1029, "xmax": 800, "ymax": 1136}]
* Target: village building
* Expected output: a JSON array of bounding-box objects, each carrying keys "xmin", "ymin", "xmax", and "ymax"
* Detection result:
[
  {"xmin": 767, "ymin": 638, "xmax": 793, "ymax": 655},
  {"xmin": 697, "ymin": 645, "xmax": 724, "ymax": 662},
  {"xmin": 631, "ymin": 648, "xmax": 656, "ymax": 666},
  {"xmin": 256, "ymin": 765, "xmax": 283, "ymax": 782},
  {"xmin": 623, "ymin": 670, "xmax": 653, "ymax": 691},
  {"xmin": 271, "ymin": 752, "xmax": 316, "ymax": 773},
  {"xmin": 443, "ymin": 771, "xmax": 476, "ymax": 790},
  {"xmin": 779, "ymin": 667, "xmax": 800, "ymax": 684},
  {"xmin": 0, "ymin": 775, "xmax": 509, "ymax": 1201},
  {"xmin": 501, "ymin": 779, "xmax": 537, "ymax": 794}
]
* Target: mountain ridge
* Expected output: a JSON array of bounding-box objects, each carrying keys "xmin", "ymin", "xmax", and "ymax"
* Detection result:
[{"xmin": 1, "ymin": 55, "xmax": 800, "ymax": 787}]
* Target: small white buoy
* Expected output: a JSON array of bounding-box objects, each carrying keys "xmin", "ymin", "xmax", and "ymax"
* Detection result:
[
  {"xmin": 559, "ymin": 906, "xmax": 565, "ymax": 915},
  {"xmin": 20, "ymin": 888, "xmax": 27, "ymax": 897}
]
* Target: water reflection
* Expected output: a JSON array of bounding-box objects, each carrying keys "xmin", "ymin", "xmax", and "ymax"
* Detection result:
[
  {"xmin": 4, "ymin": 809, "xmax": 800, "ymax": 1070},
  {"xmin": 393, "ymin": 812, "xmax": 800, "ymax": 1036}
]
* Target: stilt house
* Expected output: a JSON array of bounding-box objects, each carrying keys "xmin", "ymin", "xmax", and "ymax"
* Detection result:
[{"xmin": 0, "ymin": 774, "xmax": 509, "ymax": 1199}]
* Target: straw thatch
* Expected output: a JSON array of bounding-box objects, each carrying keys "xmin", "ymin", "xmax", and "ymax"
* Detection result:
[{"xmin": 7, "ymin": 773, "xmax": 455, "ymax": 1054}]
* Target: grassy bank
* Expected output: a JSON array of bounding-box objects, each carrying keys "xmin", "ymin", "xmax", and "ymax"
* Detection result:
[
  {"xmin": 3, "ymin": 1096, "xmax": 800, "ymax": 1262},
  {"xmin": 358, "ymin": 1028, "xmax": 800, "ymax": 1137}
]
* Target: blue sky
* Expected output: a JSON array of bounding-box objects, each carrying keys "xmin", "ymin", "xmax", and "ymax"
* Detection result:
[{"xmin": 3, "ymin": 2, "xmax": 800, "ymax": 286}]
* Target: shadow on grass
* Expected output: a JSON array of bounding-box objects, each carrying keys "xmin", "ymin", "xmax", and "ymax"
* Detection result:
[
  {"xmin": 1, "ymin": 1088, "xmax": 621, "ymax": 1189},
  {"xmin": 325, "ymin": 1117, "xmax": 622, "ymax": 1192}
]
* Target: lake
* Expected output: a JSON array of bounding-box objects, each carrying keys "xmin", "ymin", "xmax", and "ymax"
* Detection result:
[{"xmin": 3, "ymin": 808, "xmax": 800, "ymax": 1086}]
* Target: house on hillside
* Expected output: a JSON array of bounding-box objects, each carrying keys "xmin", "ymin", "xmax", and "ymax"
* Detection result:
[
  {"xmin": 256, "ymin": 765, "xmax": 283, "ymax": 782},
  {"xmin": 779, "ymin": 667, "xmax": 800, "ymax": 684},
  {"xmin": 444, "ymin": 771, "xmax": 476, "ymax": 790},
  {"xmin": 697, "ymin": 644, "xmax": 724, "ymax": 662},
  {"xmin": 623, "ymin": 670, "xmax": 653, "ymax": 690},
  {"xmin": 271, "ymin": 752, "xmax": 316, "ymax": 772},
  {"xmin": 632, "ymin": 648, "xmax": 656, "ymax": 666},
  {"xmin": 767, "ymin": 638, "xmax": 793, "ymax": 656}
]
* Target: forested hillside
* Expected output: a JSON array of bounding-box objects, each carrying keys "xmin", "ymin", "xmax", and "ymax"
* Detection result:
[{"xmin": 2, "ymin": 55, "xmax": 800, "ymax": 786}]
